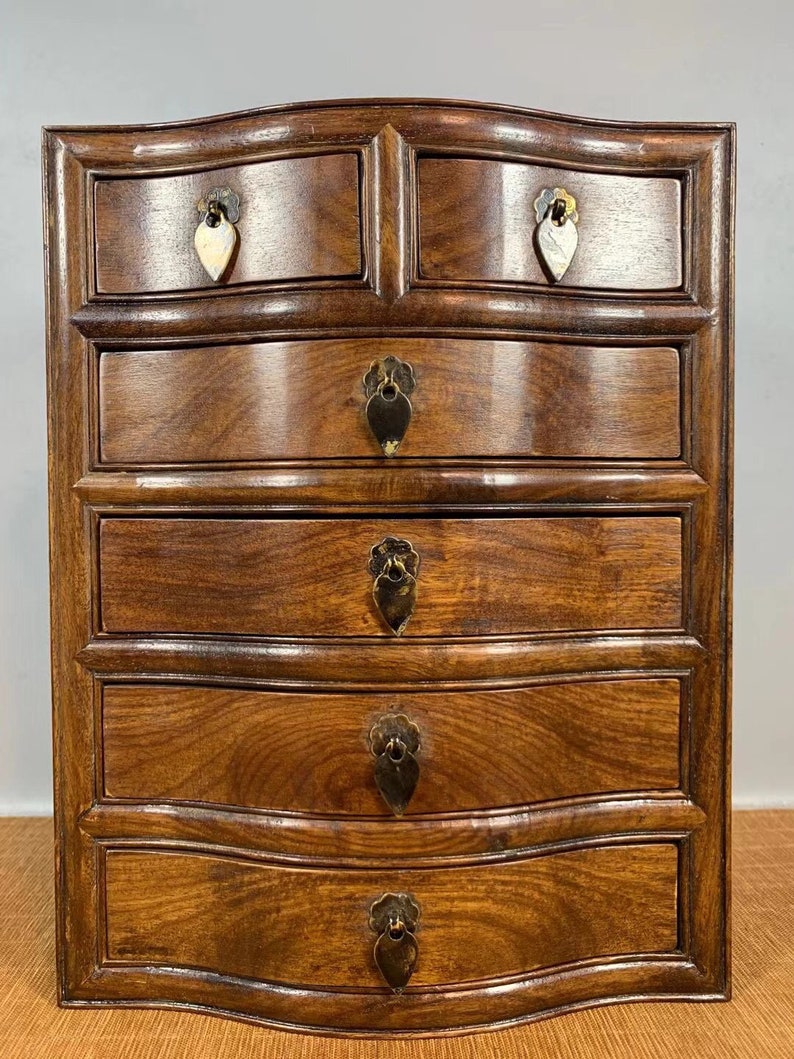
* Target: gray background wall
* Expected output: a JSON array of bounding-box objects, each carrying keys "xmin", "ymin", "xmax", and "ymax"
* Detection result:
[{"xmin": 1, "ymin": 0, "xmax": 790, "ymax": 811}]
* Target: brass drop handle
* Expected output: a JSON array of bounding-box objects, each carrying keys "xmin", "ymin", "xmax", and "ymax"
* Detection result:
[
  {"xmin": 194, "ymin": 186, "xmax": 240, "ymax": 282},
  {"xmin": 363, "ymin": 356, "xmax": 416, "ymax": 457},
  {"xmin": 369, "ymin": 714, "xmax": 421, "ymax": 816},
  {"xmin": 369, "ymin": 893, "xmax": 421, "ymax": 993},
  {"xmin": 533, "ymin": 186, "xmax": 579, "ymax": 283},
  {"xmin": 368, "ymin": 537, "xmax": 420, "ymax": 636}
]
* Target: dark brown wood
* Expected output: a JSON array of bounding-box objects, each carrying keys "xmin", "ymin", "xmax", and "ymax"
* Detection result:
[
  {"xmin": 101, "ymin": 678, "xmax": 681, "ymax": 814},
  {"xmin": 98, "ymin": 516, "xmax": 683, "ymax": 637},
  {"xmin": 98, "ymin": 340, "xmax": 681, "ymax": 464},
  {"xmin": 82, "ymin": 795, "xmax": 705, "ymax": 865},
  {"xmin": 43, "ymin": 98, "xmax": 734, "ymax": 1036},
  {"xmin": 81, "ymin": 637, "xmax": 702, "ymax": 690},
  {"xmin": 74, "ymin": 288, "xmax": 712, "ymax": 343},
  {"xmin": 93, "ymin": 153, "xmax": 362, "ymax": 293},
  {"xmin": 418, "ymin": 158, "xmax": 683, "ymax": 290},
  {"xmin": 104, "ymin": 844, "xmax": 679, "ymax": 987},
  {"xmin": 5, "ymin": 814, "xmax": 792, "ymax": 1050},
  {"xmin": 75, "ymin": 466, "xmax": 709, "ymax": 509},
  {"xmin": 73, "ymin": 957, "xmax": 713, "ymax": 1034}
]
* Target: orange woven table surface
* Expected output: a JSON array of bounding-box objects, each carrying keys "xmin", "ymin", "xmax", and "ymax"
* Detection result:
[{"xmin": 0, "ymin": 811, "xmax": 792, "ymax": 1059}]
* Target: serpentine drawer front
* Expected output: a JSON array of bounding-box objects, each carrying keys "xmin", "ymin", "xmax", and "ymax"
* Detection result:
[
  {"xmin": 102, "ymin": 845, "xmax": 680, "ymax": 1002},
  {"xmin": 93, "ymin": 153, "xmax": 362, "ymax": 293},
  {"xmin": 98, "ymin": 515, "xmax": 683, "ymax": 638},
  {"xmin": 44, "ymin": 99, "xmax": 734, "ymax": 1036},
  {"xmin": 97, "ymin": 340, "xmax": 682, "ymax": 463},
  {"xmin": 101, "ymin": 678, "xmax": 682, "ymax": 815}
]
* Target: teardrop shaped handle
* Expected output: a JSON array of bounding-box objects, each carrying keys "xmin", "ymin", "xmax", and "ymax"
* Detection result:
[
  {"xmin": 368, "ymin": 537, "xmax": 420, "ymax": 636},
  {"xmin": 194, "ymin": 187, "xmax": 240, "ymax": 282},
  {"xmin": 369, "ymin": 714, "xmax": 421, "ymax": 815},
  {"xmin": 363, "ymin": 356, "xmax": 416, "ymax": 457},
  {"xmin": 369, "ymin": 892, "xmax": 421, "ymax": 993},
  {"xmin": 532, "ymin": 186, "xmax": 579, "ymax": 283}
]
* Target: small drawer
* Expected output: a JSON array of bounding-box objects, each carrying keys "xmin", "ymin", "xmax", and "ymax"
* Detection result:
[
  {"xmin": 418, "ymin": 157, "xmax": 683, "ymax": 291},
  {"xmin": 98, "ymin": 515, "xmax": 683, "ymax": 638},
  {"xmin": 103, "ymin": 843, "xmax": 679, "ymax": 989},
  {"xmin": 101, "ymin": 677, "xmax": 682, "ymax": 815},
  {"xmin": 97, "ymin": 339, "xmax": 681, "ymax": 464},
  {"xmin": 93, "ymin": 153, "xmax": 362, "ymax": 294}
]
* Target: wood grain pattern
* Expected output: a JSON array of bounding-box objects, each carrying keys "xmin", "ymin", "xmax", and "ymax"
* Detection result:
[
  {"xmin": 6, "ymin": 813, "xmax": 791, "ymax": 1051},
  {"xmin": 76, "ymin": 466, "xmax": 709, "ymax": 509},
  {"xmin": 418, "ymin": 158, "xmax": 682, "ymax": 290},
  {"xmin": 81, "ymin": 637, "xmax": 702, "ymax": 694},
  {"xmin": 82, "ymin": 797, "xmax": 704, "ymax": 865},
  {"xmin": 75, "ymin": 287, "xmax": 712, "ymax": 343},
  {"xmin": 98, "ymin": 340, "xmax": 681, "ymax": 464},
  {"xmin": 98, "ymin": 516, "xmax": 683, "ymax": 637},
  {"xmin": 93, "ymin": 153, "xmax": 362, "ymax": 293},
  {"xmin": 104, "ymin": 844, "xmax": 679, "ymax": 987},
  {"xmin": 101, "ymin": 678, "xmax": 681, "ymax": 814},
  {"xmin": 44, "ymin": 99, "xmax": 733, "ymax": 1035},
  {"xmin": 370, "ymin": 125, "xmax": 410, "ymax": 302}
]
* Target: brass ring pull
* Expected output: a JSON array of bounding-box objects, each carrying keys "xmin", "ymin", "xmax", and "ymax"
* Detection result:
[
  {"xmin": 385, "ymin": 557, "xmax": 408, "ymax": 583},
  {"xmin": 369, "ymin": 714, "xmax": 421, "ymax": 815},
  {"xmin": 363, "ymin": 356, "xmax": 416, "ymax": 457},
  {"xmin": 204, "ymin": 201, "xmax": 224, "ymax": 228},
  {"xmin": 388, "ymin": 915, "xmax": 405, "ymax": 940},
  {"xmin": 385, "ymin": 737, "xmax": 405, "ymax": 761},
  {"xmin": 368, "ymin": 537, "xmax": 420, "ymax": 636},
  {"xmin": 550, "ymin": 196, "xmax": 568, "ymax": 224},
  {"xmin": 369, "ymin": 893, "xmax": 421, "ymax": 993}
]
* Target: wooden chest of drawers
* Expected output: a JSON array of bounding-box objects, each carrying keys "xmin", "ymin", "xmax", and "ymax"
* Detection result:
[{"xmin": 43, "ymin": 99, "xmax": 734, "ymax": 1036}]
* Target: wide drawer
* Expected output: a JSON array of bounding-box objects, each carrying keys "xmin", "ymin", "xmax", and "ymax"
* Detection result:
[
  {"xmin": 97, "ymin": 339, "xmax": 681, "ymax": 464},
  {"xmin": 103, "ymin": 843, "xmax": 679, "ymax": 988},
  {"xmin": 101, "ymin": 677, "xmax": 682, "ymax": 815},
  {"xmin": 98, "ymin": 516, "xmax": 683, "ymax": 638},
  {"xmin": 418, "ymin": 157, "xmax": 683, "ymax": 291},
  {"xmin": 93, "ymin": 153, "xmax": 362, "ymax": 294}
]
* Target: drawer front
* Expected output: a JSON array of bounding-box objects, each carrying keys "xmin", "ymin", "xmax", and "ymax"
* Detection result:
[
  {"xmin": 104, "ymin": 843, "xmax": 679, "ymax": 988},
  {"xmin": 98, "ymin": 516, "xmax": 683, "ymax": 638},
  {"xmin": 93, "ymin": 153, "xmax": 361, "ymax": 293},
  {"xmin": 418, "ymin": 157, "xmax": 682, "ymax": 291},
  {"xmin": 102, "ymin": 678, "xmax": 681, "ymax": 814},
  {"xmin": 98, "ymin": 340, "xmax": 681, "ymax": 464}
]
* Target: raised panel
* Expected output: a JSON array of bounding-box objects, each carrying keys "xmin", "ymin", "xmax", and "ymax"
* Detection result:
[
  {"xmin": 93, "ymin": 153, "xmax": 362, "ymax": 293},
  {"xmin": 102, "ymin": 678, "xmax": 682, "ymax": 814},
  {"xmin": 98, "ymin": 340, "xmax": 681, "ymax": 464},
  {"xmin": 98, "ymin": 516, "xmax": 684, "ymax": 638},
  {"xmin": 104, "ymin": 844, "xmax": 679, "ymax": 987},
  {"xmin": 418, "ymin": 157, "xmax": 683, "ymax": 291}
]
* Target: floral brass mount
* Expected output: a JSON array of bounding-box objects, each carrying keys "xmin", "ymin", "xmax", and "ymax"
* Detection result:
[
  {"xmin": 194, "ymin": 186, "xmax": 240, "ymax": 282},
  {"xmin": 369, "ymin": 537, "xmax": 420, "ymax": 636},
  {"xmin": 533, "ymin": 186, "xmax": 579, "ymax": 282},
  {"xmin": 369, "ymin": 892, "xmax": 421, "ymax": 993},
  {"xmin": 363, "ymin": 356, "xmax": 416, "ymax": 457},
  {"xmin": 369, "ymin": 713, "xmax": 421, "ymax": 816}
]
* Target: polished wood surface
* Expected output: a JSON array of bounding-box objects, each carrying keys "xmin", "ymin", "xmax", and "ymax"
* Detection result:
[
  {"xmin": 418, "ymin": 158, "xmax": 683, "ymax": 290},
  {"xmin": 98, "ymin": 340, "xmax": 681, "ymax": 464},
  {"xmin": 104, "ymin": 844, "xmax": 679, "ymax": 988},
  {"xmin": 4, "ymin": 813, "xmax": 791, "ymax": 1058},
  {"xmin": 102, "ymin": 678, "xmax": 681, "ymax": 814},
  {"xmin": 94, "ymin": 152, "xmax": 362, "ymax": 293},
  {"xmin": 76, "ymin": 465, "xmax": 709, "ymax": 508},
  {"xmin": 81, "ymin": 797, "xmax": 704, "ymax": 865},
  {"xmin": 99, "ymin": 516, "xmax": 683, "ymax": 637},
  {"xmin": 43, "ymin": 99, "xmax": 734, "ymax": 1035}
]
